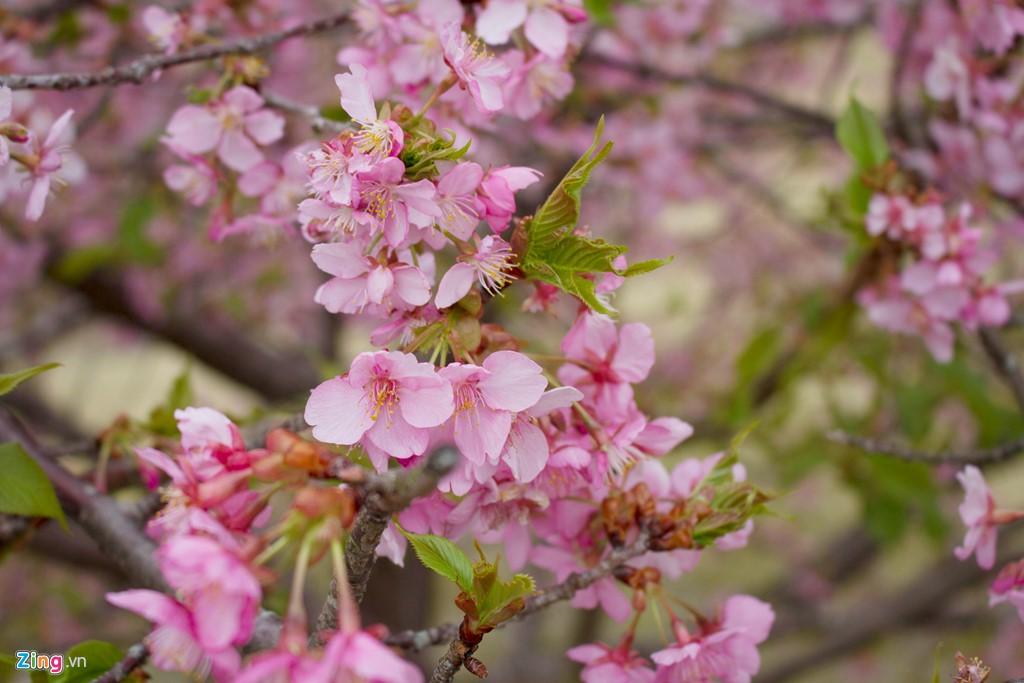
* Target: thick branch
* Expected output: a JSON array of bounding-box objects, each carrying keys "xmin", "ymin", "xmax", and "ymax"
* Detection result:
[
  {"xmin": 310, "ymin": 446, "xmax": 459, "ymax": 645},
  {"xmin": 387, "ymin": 532, "xmax": 653, "ymax": 652},
  {"xmin": 0, "ymin": 12, "xmax": 350, "ymax": 91},
  {"xmin": 828, "ymin": 430, "xmax": 1024, "ymax": 465},
  {"xmin": 62, "ymin": 268, "xmax": 321, "ymax": 402}
]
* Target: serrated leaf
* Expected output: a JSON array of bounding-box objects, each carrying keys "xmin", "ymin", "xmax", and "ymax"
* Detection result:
[
  {"xmin": 526, "ymin": 117, "xmax": 612, "ymax": 255},
  {"xmin": 621, "ymin": 257, "xmax": 672, "ymax": 277},
  {"xmin": 0, "ymin": 363, "xmax": 60, "ymax": 396},
  {"xmin": 400, "ymin": 528, "xmax": 474, "ymax": 592},
  {"xmin": 836, "ymin": 96, "xmax": 889, "ymax": 172},
  {"xmin": 0, "ymin": 442, "xmax": 67, "ymax": 529},
  {"xmin": 52, "ymin": 640, "xmax": 124, "ymax": 683}
]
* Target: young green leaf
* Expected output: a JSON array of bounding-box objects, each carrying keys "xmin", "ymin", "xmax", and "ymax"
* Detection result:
[
  {"xmin": 836, "ymin": 96, "xmax": 889, "ymax": 172},
  {"xmin": 400, "ymin": 528, "xmax": 474, "ymax": 592},
  {"xmin": 525, "ymin": 116, "xmax": 613, "ymax": 256},
  {"xmin": 52, "ymin": 640, "xmax": 124, "ymax": 683},
  {"xmin": 0, "ymin": 442, "xmax": 67, "ymax": 529},
  {"xmin": 0, "ymin": 362, "xmax": 61, "ymax": 396}
]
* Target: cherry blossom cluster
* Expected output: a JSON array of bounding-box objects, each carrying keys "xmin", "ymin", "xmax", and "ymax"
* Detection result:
[
  {"xmin": 107, "ymin": 407, "xmax": 423, "ymax": 682},
  {"xmin": 953, "ymin": 466, "xmax": 1024, "ymax": 625},
  {"xmin": 339, "ymin": 0, "xmax": 583, "ymax": 123},
  {"xmin": 0, "ymin": 86, "xmax": 81, "ymax": 221},
  {"xmin": 857, "ymin": 191, "xmax": 1020, "ymax": 362}
]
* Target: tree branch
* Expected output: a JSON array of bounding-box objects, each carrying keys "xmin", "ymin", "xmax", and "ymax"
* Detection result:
[
  {"xmin": 310, "ymin": 446, "xmax": 459, "ymax": 645},
  {"xmin": 91, "ymin": 643, "xmax": 148, "ymax": 683},
  {"xmin": 387, "ymin": 532, "xmax": 653, "ymax": 653},
  {"xmin": 828, "ymin": 430, "xmax": 1024, "ymax": 465},
  {"xmin": 0, "ymin": 11, "xmax": 351, "ymax": 91},
  {"xmin": 587, "ymin": 55, "xmax": 836, "ymax": 136}
]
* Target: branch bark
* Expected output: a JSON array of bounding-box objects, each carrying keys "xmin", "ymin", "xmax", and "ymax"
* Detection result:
[
  {"xmin": 0, "ymin": 11, "xmax": 350, "ymax": 91},
  {"xmin": 978, "ymin": 327, "xmax": 1024, "ymax": 415},
  {"xmin": 310, "ymin": 446, "xmax": 459, "ymax": 645},
  {"xmin": 388, "ymin": 532, "xmax": 653, "ymax": 653}
]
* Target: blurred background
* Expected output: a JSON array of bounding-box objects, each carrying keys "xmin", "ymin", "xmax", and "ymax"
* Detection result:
[{"xmin": 2, "ymin": 1, "xmax": 1024, "ymax": 681}]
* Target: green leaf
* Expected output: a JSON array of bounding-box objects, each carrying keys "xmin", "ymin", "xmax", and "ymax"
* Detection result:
[
  {"xmin": 400, "ymin": 528, "xmax": 474, "ymax": 592},
  {"xmin": 621, "ymin": 257, "xmax": 672, "ymax": 277},
  {"xmin": 474, "ymin": 569, "xmax": 535, "ymax": 626},
  {"xmin": 51, "ymin": 244, "xmax": 119, "ymax": 283},
  {"xmin": 520, "ymin": 119, "xmax": 668, "ymax": 314},
  {"xmin": 0, "ymin": 443, "xmax": 67, "ymax": 529},
  {"xmin": 836, "ymin": 96, "xmax": 889, "ymax": 172},
  {"xmin": 118, "ymin": 196, "xmax": 161, "ymax": 265},
  {"xmin": 145, "ymin": 365, "xmax": 193, "ymax": 436},
  {"xmin": 584, "ymin": 0, "xmax": 616, "ymax": 26},
  {"xmin": 53, "ymin": 640, "xmax": 124, "ymax": 683},
  {"xmin": 0, "ymin": 363, "xmax": 61, "ymax": 396},
  {"xmin": 526, "ymin": 116, "xmax": 613, "ymax": 256}
]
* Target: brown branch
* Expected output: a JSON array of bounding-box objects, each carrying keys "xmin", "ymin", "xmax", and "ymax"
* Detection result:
[
  {"xmin": 59, "ymin": 268, "xmax": 321, "ymax": 402},
  {"xmin": 0, "ymin": 11, "xmax": 351, "ymax": 91},
  {"xmin": 587, "ymin": 55, "xmax": 836, "ymax": 136},
  {"xmin": 828, "ymin": 430, "xmax": 1024, "ymax": 465},
  {"xmin": 310, "ymin": 446, "xmax": 460, "ymax": 646},
  {"xmin": 386, "ymin": 532, "xmax": 653, "ymax": 652},
  {"xmin": 90, "ymin": 642, "xmax": 148, "ymax": 683},
  {"xmin": 429, "ymin": 640, "xmax": 477, "ymax": 683}
]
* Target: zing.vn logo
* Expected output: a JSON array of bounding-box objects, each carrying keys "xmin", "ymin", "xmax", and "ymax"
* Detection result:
[{"xmin": 14, "ymin": 650, "xmax": 83, "ymax": 675}]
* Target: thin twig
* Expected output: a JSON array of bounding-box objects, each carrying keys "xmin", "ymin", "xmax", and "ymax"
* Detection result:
[
  {"xmin": 310, "ymin": 446, "xmax": 460, "ymax": 646},
  {"xmin": 387, "ymin": 532, "xmax": 652, "ymax": 652},
  {"xmin": 828, "ymin": 430, "xmax": 1024, "ymax": 465},
  {"xmin": 587, "ymin": 55, "xmax": 836, "ymax": 135},
  {"xmin": 90, "ymin": 642, "xmax": 148, "ymax": 683},
  {"xmin": 262, "ymin": 92, "xmax": 348, "ymax": 133},
  {"xmin": 0, "ymin": 11, "xmax": 350, "ymax": 91}
]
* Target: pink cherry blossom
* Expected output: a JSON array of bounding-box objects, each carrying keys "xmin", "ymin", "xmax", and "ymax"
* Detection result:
[
  {"xmin": 353, "ymin": 156, "xmax": 440, "ymax": 246},
  {"xmin": 311, "ymin": 240, "xmax": 431, "ymax": 314},
  {"xmin": 439, "ymin": 350, "xmax": 547, "ymax": 465},
  {"xmin": 157, "ymin": 534, "xmax": 261, "ymax": 650},
  {"xmin": 164, "ymin": 86, "xmax": 284, "ymax": 173},
  {"xmin": 435, "ymin": 161, "xmax": 484, "ymax": 239},
  {"xmin": 477, "ymin": 165, "xmax": 542, "ymax": 231},
  {"xmin": 567, "ymin": 641, "xmax": 656, "ymax": 683},
  {"xmin": 319, "ymin": 629, "xmax": 424, "ymax": 683},
  {"xmin": 336, "ymin": 64, "xmax": 404, "ymax": 160},
  {"xmin": 989, "ymin": 559, "xmax": 1024, "ymax": 622},
  {"xmin": 558, "ymin": 311, "xmax": 655, "ymax": 420},
  {"xmin": 305, "ymin": 350, "xmax": 454, "ymax": 460},
  {"xmin": 476, "ymin": 0, "xmax": 584, "ymax": 58},
  {"xmin": 435, "ymin": 235, "xmax": 517, "ymax": 308},
  {"xmin": 502, "ymin": 51, "xmax": 575, "ymax": 120},
  {"xmin": 141, "ymin": 6, "xmax": 187, "ymax": 54},
  {"xmin": 651, "ymin": 595, "xmax": 774, "ymax": 683},
  {"xmin": 106, "ymin": 590, "xmax": 241, "ymax": 681},
  {"xmin": 163, "ymin": 141, "xmax": 217, "ymax": 206},
  {"xmin": 954, "ymin": 465, "xmax": 999, "ymax": 569},
  {"xmin": 23, "ymin": 108, "xmax": 75, "ymax": 221},
  {"xmin": 441, "ymin": 25, "xmax": 511, "ymax": 113}
]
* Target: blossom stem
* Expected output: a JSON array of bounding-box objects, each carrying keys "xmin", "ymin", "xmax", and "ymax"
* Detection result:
[
  {"xmin": 330, "ymin": 538, "xmax": 360, "ymax": 635},
  {"xmin": 287, "ymin": 526, "xmax": 317, "ymax": 624},
  {"xmin": 412, "ymin": 77, "xmax": 456, "ymax": 121}
]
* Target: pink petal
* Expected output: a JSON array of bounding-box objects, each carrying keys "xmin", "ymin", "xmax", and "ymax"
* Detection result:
[
  {"xmin": 106, "ymin": 590, "xmax": 188, "ymax": 628},
  {"xmin": 524, "ymin": 7, "xmax": 569, "ymax": 58},
  {"xmin": 193, "ymin": 592, "xmax": 250, "ymax": 650},
  {"xmin": 399, "ymin": 380, "xmax": 454, "ymax": 428},
  {"xmin": 335, "ymin": 65, "xmax": 377, "ymax": 124},
  {"xmin": 435, "ymin": 262, "xmax": 476, "ymax": 308},
  {"xmin": 315, "ymin": 277, "xmax": 369, "ymax": 314},
  {"xmin": 502, "ymin": 419, "xmax": 548, "ymax": 482},
  {"xmin": 611, "ymin": 323, "xmax": 655, "ymax": 382},
  {"xmin": 391, "ymin": 265, "xmax": 432, "ymax": 306},
  {"xmin": 166, "ymin": 105, "xmax": 221, "ymax": 154},
  {"xmin": 366, "ymin": 265, "xmax": 395, "ymax": 304},
  {"xmin": 135, "ymin": 447, "xmax": 186, "ymax": 485},
  {"xmin": 218, "ymin": 128, "xmax": 262, "ymax": 173},
  {"xmin": 455, "ymin": 403, "xmax": 512, "ymax": 463},
  {"xmin": 222, "ymin": 85, "xmax": 264, "ymax": 113},
  {"xmin": 438, "ymin": 162, "xmax": 485, "ymax": 196},
  {"xmin": 476, "ymin": 0, "xmax": 527, "ymax": 44},
  {"xmin": 244, "ymin": 110, "xmax": 285, "ymax": 145},
  {"xmin": 479, "ymin": 350, "xmax": 546, "ymax": 411},
  {"xmin": 25, "ymin": 175, "xmax": 50, "ymax": 221},
  {"xmin": 366, "ymin": 414, "xmax": 429, "ymax": 458},
  {"xmin": 311, "ymin": 241, "xmax": 370, "ymax": 278},
  {"xmin": 305, "ymin": 377, "xmax": 374, "ymax": 445},
  {"xmin": 527, "ymin": 386, "xmax": 583, "ymax": 417}
]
